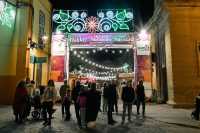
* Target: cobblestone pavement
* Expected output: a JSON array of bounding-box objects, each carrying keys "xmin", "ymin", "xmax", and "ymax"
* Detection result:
[{"xmin": 0, "ymin": 105, "xmax": 199, "ymax": 133}]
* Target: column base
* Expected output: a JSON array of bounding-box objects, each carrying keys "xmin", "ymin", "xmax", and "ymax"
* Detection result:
[{"xmin": 167, "ymin": 100, "xmax": 194, "ymax": 109}]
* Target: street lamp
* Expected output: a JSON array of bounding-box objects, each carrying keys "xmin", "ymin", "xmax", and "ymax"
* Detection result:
[
  {"xmin": 28, "ymin": 34, "xmax": 48, "ymax": 49},
  {"xmin": 42, "ymin": 35, "xmax": 48, "ymax": 44},
  {"xmin": 138, "ymin": 29, "xmax": 148, "ymax": 40}
]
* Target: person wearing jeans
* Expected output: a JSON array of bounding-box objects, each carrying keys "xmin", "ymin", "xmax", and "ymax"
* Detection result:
[
  {"xmin": 136, "ymin": 80, "xmax": 146, "ymax": 116},
  {"xmin": 77, "ymin": 86, "xmax": 87, "ymax": 128},
  {"xmin": 42, "ymin": 80, "xmax": 57, "ymax": 126},
  {"xmin": 121, "ymin": 81, "xmax": 135, "ymax": 124},
  {"xmin": 60, "ymin": 80, "xmax": 70, "ymax": 117},
  {"xmin": 102, "ymin": 83, "xmax": 108, "ymax": 112},
  {"xmin": 72, "ymin": 81, "xmax": 81, "ymax": 128},
  {"xmin": 107, "ymin": 81, "xmax": 117, "ymax": 125},
  {"xmin": 63, "ymin": 90, "xmax": 71, "ymax": 121}
]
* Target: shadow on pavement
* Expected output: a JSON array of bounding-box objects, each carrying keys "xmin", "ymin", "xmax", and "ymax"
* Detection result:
[{"xmin": 0, "ymin": 121, "xmax": 24, "ymax": 133}]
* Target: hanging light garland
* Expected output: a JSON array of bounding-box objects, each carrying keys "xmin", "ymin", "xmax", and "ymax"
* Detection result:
[
  {"xmin": 79, "ymin": 72, "xmax": 116, "ymax": 81},
  {"xmin": 73, "ymin": 49, "xmax": 130, "ymax": 55},
  {"xmin": 80, "ymin": 66, "xmax": 116, "ymax": 75},
  {"xmin": 73, "ymin": 52, "xmax": 124, "ymax": 71}
]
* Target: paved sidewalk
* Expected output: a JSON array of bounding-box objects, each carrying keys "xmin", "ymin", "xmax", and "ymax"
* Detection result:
[
  {"xmin": 0, "ymin": 104, "xmax": 199, "ymax": 133},
  {"xmin": 143, "ymin": 104, "xmax": 200, "ymax": 128}
]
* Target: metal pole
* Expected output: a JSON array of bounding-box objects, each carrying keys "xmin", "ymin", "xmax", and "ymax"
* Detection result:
[{"xmin": 33, "ymin": 57, "xmax": 35, "ymax": 80}]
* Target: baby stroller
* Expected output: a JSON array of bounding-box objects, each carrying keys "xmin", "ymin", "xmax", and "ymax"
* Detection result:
[{"xmin": 31, "ymin": 90, "xmax": 42, "ymax": 120}]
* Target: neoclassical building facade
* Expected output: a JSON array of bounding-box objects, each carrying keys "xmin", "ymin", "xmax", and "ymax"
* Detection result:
[{"xmin": 148, "ymin": 0, "xmax": 200, "ymax": 107}]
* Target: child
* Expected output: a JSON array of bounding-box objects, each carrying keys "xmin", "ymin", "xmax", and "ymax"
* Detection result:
[
  {"xmin": 32, "ymin": 89, "xmax": 42, "ymax": 120},
  {"xmin": 77, "ymin": 86, "xmax": 87, "ymax": 128},
  {"xmin": 63, "ymin": 90, "xmax": 71, "ymax": 121},
  {"xmin": 32, "ymin": 89, "xmax": 41, "ymax": 110}
]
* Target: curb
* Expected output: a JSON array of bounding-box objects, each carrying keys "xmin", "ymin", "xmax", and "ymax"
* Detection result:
[{"xmin": 146, "ymin": 116, "xmax": 200, "ymax": 129}]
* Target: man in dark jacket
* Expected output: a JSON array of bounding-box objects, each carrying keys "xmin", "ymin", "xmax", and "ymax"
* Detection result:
[
  {"xmin": 107, "ymin": 81, "xmax": 117, "ymax": 125},
  {"xmin": 136, "ymin": 80, "xmax": 145, "ymax": 116},
  {"xmin": 121, "ymin": 80, "xmax": 135, "ymax": 124},
  {"xmin": 103, "ymin": 82, "xmax": 109, "ymax": 112},
  {"xmin": 71, "ymin": 81, "xmax": 81, "ymax": 127},
  {"xmin": 60, "ymin": 80, "xmax": 70, "ymax": 117}
]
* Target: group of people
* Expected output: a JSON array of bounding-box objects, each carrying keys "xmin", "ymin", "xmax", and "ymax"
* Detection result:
[
  {"xmin": 60, "ymin": 79, "xmax": 146, "ymax": 127},
  {"xmin": 12, "ymin": 77, "xmax": 146, "ymax": 128},
  {"xmin": 13, "ymin": 78, "xmax": 57, "ymax": 126},
  {"xmin": 101, "ymin": 80, "xmax": 145, "ymax": 125},
  {"xmin": 60, "ymin": 80, "xmax": 101, "ymax": 129},
  {"xmin": 12, "ymin": 78, "xmax": 35, "ymax": 124}
]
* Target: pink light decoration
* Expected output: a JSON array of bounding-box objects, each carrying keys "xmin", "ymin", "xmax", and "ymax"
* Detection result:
[
  {"xmin": 70, "ymin": 33, "xmax": 133, "ymax": 43},
  {"xmin": 86, "ymin": 16, "xmax": 99, "ymax": 33}
]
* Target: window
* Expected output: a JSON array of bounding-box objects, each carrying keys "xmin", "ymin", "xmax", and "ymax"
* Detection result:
[{"xmin": 38, "ymin": 10, "xmax": 45, "ymax": 46}]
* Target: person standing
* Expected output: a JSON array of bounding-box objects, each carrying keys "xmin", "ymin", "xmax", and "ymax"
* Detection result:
[
  {"xmin": 96, "ymin": 84, "xmax": 102, "ymax": 112},
  {"xmin": 107, "ymin": 81, "xmax": 117, "ymax": 125},
  {"xmin": 111, "ymin": 81, "xmax": 118, "ymax": 114},
  {"xmin": 63, "ymin": 90, "xmax": 71, "ymax": 121},
  {"xmin": 121, "ymin": 81, "xmax": 135, "ymax": 124},
  {"xmin": 24, "ymin": 78, "xmax": 34, "ymax": 119},
  {"xmin": 114, "ymin": 84, "xmax": 119, "ymax": 114},
  {"xmin": 42, "ymin": 80, "xmax": 57, "ymax": 126},
  {"xmin": 102, "ymin": 82, "xmax": 108, "ymax": 112},
  {"xmin": 59, "ymin": 80, "xmax": 70, "ymax": 117},
  {"xmin": 13, "ymin": 80, "xmax": 28, "ymax": 124},
  {"xmin": 72, "ymin": 81, "xmax": 81, "ymax": 128},
  {"xmin": 136, "ymin": 80, "xmax": 146, "ymax": 116},
  {"xmin": 86, "ymin": 83, "xmax": 100, "ymax": 128},
  {"xmin": 77, "ymin": 86, "xmax": 87, "ymax": 128}
]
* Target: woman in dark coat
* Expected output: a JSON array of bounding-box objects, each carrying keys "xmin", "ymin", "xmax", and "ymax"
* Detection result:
[
  {"xmin": 86, "ymin": 83, "xmax": 100, "ymax": 124},
  {"xmin": 13, "ymin": 80, "xmax": 28, "ymax": 123}
]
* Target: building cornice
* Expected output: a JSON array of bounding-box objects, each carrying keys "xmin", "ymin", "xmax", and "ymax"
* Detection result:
[
  {"xmin": 145, "ymin": 4, "xmax": 162, "ymax": 31},
  {"xmin": 165, "ymin": 0, "xmax": 200, "ymax": 7}
]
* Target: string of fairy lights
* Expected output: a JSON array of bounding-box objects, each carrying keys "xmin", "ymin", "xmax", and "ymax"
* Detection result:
[
  {"xmin": 79, "ymin": 72, "xmax": 116, "ymax": 81},
  {"xmin": 79, "ymin": 66, "xmax": 116, "ymax": 75},
  {"xmin": 71, "ymin": 48, "xmax": 130, "ymax": 55},
  {"xmin": 71, "ymin": 49, "xmax": 130, "ymax": 71}
]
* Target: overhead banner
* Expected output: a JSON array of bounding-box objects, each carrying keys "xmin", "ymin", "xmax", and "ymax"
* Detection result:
[
  {"xmin": 69, "ymin": 33, "xmax": 134, "ymax": 44},
  {"xmin": 136, "ymin": 40, "xmax": 150, "ymax": 55},
  {"xmin": 51, "ymin": 33, "xmax": 66, "ymax": 56},
  {"xmin": 50, "ymin": 56, "xmax": 65, "ymax": 82}
]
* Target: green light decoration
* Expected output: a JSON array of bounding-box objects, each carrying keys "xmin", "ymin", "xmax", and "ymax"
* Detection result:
[
  {"xmin": 98, "ymin": 9, "xmax": 133, "ymax": 32},
  {"xmin": 123, "ymin": 63, "xmax": 129, "ymax": 73},
  {"xmin": 53, "ymin": 10, "xmax": 87, "ymax": 32},
  {"xmin": 0, "ymin": 1, "xmax": 16, "ymax": 28},
  {"xmin": 53, "ymin": 9, "xmax": 134, "ymax": 33}
]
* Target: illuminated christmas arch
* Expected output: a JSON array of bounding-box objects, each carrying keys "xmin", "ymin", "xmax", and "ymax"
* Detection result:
[{"xmin": 52, "ymin": 9, "xmax": 134, "ymax": 33}]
